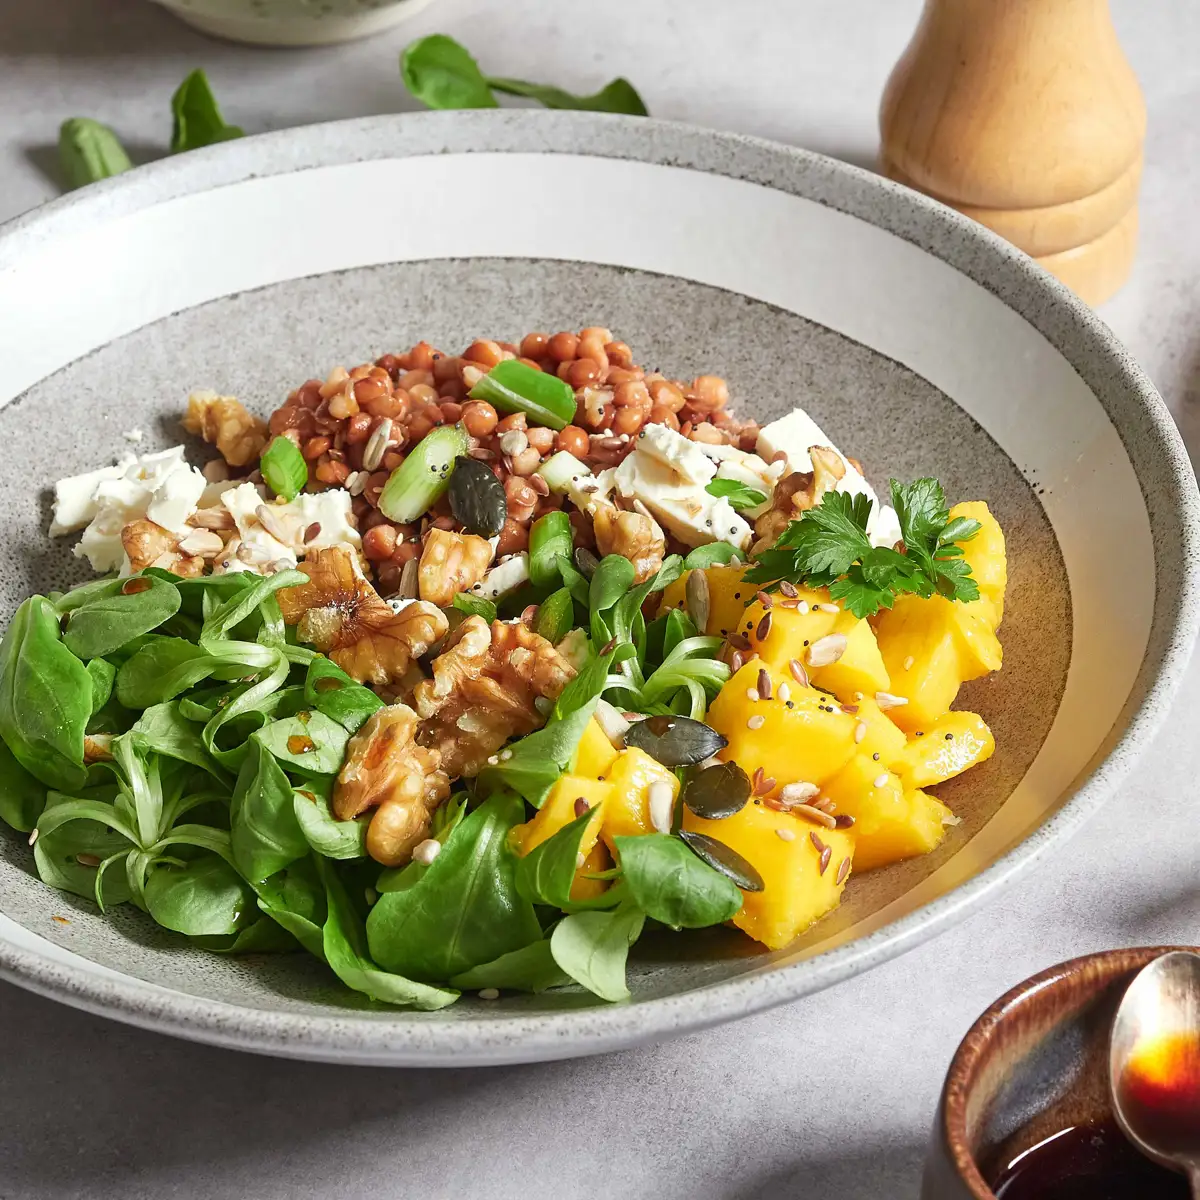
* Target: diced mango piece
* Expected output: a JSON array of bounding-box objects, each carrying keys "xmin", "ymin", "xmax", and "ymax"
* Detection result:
[
  {"xmin": 600, "ymin": 748, "xmax": 679, "ymax": 852},
  {"xmin": 850, "ymin": 695, "xmax": 908, "ymax": 770},
  {"xmin": 810, "ymin": 611, "xmax": 891, "ymax": 701},
  {"xmin": 742, "ymin": 593, "xmax": 838, "ymax": 672},
  {"xmin": 571, "ymin": 842, "xmax": 613, "ymax": 902},
  {"xmin": 657, "ymin": 563, "xmax": 756, "ymax": 638},
  {"xmin": 515, "ymin": 775, "xmax": 612, "ymax": 857},
  {"xmin": 683, "ymin": 801, "xmax": 854, "ymax": 950},
  {"xmin": 897, "ymin": 711, "xmax": 995, "ymax": 789},
  {"xmin": 873, "ymin": 594, "xmax": 1002, "ymax": 731},
  {"xmin": 709, "ymin": 659, "xmax": 857, "ymax": 789},
  {"xmin": 573, "ymin": 717, "xmax": 619, "ymax": 779},
  {"xmin": 823, "ymin": 755, "xmax": 951, "ymax": 870},
  {"xmin": 952, "ymin": 501, "xmax": 1006, "ymax": 624}
]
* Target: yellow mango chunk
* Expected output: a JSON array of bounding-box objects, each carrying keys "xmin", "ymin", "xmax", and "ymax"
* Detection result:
[
  {"xmin": 810, "ymin": 611, "xmax": 891, "ymax": 701},
  {"xmin": 709, "ymin": 659, "xmax": 856, "ymax": 789},
  {"xmin": 823, "ymin": 755, "xmax": 951, "ymax": 870},
  {"xmin": 873, "ymin": 594, "xmax": 1002, "ymax": 731},
  {"xmin": 515, "ymin": 775, "xmax": 612, "ymax": 857},
  {"xmin": 952, "ymin": 501, "xmax": 1006, "ymax": 624},
  {"xmin": 742, "ymin": 592, "xmax": 838, "ymax": 672},
  {"xmin": 573, "ymin": 717, "xmax": 619, "ymax": 779},
  {"xmin": 571, "ymin": 842, "xmax": 613, "ymax": 902},
  {"xmin": 658, "ymin": 563, "xmax": 757, "ymax": 638},
  {"xmin": 898, "ymin": 711, "xmax": 995, "ymax": 789},
  {"xmin": 600, "ymin": 748, "xmax": 679, "ymax": 852},
  {"xmin": 683, "ymin": 801, "xmax": 854, "ymax": 950},
  {"xmin": 849, "ymin": 694, "xmax": 908, "ymax": 770}
]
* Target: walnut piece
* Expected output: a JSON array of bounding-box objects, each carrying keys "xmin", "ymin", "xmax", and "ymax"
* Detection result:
[
  {"xmin": 333, "ymin": 704, "xmax": 450, "ymax": 867},
  {"xmin": 277, "ymin": 546, "xmax": 447, "ymax": 686},
  {"xmin": 120, "ymin": 518, "xmax": 205, "ymax": 577},
  {"xmin": 183, "ymin": 390, "xmax": 269, "ymax": 468},
  {"xmin": 414, "ymin": 616, "xmax": 575, "ymax": 778},
  {"xmin": 592, "ymin": 503, "xmax": 665, "ymax": 584},
  {"xmin": 418, "ymin": 528, "xmax": 494, "ymax": 606},
  {"xmin": 751, "ymin": 446, "xmax": 846, "ymax": 555}
]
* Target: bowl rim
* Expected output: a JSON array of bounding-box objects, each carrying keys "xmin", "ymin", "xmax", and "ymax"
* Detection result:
[
  {"xmin": 0, "ymin": 109, "xmax": 1197, "ymax": 1065},
  {"xmin": 935, "ymin": 944, "xmax": 1200, "ymax": 1198}
]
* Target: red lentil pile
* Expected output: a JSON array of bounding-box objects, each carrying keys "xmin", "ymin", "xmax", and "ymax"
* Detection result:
[{"xmin": 265, "ymin": 328, "xmax": 761, "ymax": 595}]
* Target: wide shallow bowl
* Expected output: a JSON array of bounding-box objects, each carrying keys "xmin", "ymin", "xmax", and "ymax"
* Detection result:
[
  {"xmin": 0, "ymin": 112, "xmax": 1196, "ymax": 1066},
  {"xmin": 922, "ymin": 946, "xmax": 1199, "ymax": 1199}
]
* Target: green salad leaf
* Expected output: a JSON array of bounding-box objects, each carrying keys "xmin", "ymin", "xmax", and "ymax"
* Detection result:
[
  {"xmin": 550, "ymin": 902, "xmax": 645, "ymax": 1002},
  {"xmin": 170, "ymin": 68, "xmax": 244, "ymax": 153},
  {"xmin": 61, "ymin": 576, "xmax": 181, "ymax": 660},
  {"xmin": 450, "ymin": 937, "xmax": 570, "ymax": 993},
  {"xmin": 230, "ymin": 739, "xmax": 308, "ymax": 884},
  {"xmin": 58, "ymin": 118, "xmax": 132, "ymax": 190},
  {"xmin": 145, "ymin": 854, "xmax": 254, "ymax": 937},
  {"xmin": 613, "ymin": 834, "xmax": 743, "ymax": 928}
]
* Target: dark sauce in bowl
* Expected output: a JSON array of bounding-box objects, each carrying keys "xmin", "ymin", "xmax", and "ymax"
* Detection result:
[{"xmin": 988, "ymin": 1117, "xmax": 1189, "ymax": 1199}]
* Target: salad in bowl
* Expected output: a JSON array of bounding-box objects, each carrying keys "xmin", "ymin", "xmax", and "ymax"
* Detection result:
[{"xmin": 4, "ymin": 327, "xmax": 1005, "ymax": 1009}]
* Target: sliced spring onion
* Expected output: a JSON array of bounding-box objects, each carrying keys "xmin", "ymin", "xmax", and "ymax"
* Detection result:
[
  {"xmin": 533, "ymin": 587, "xmax": 575, "ymax": 644},
  {"xmin": 378, "ymin": 424, "xmax": 469, "ymax": 523},
  {"xmin": 537, "ymin": 450, "xmax": 590, "ymax": 494},
  {"xmin": 259, "ymin": 436, "xmax": 309, "ymax": 501},
  {"xmin": 528, "ymin": 511, "xmax": 573, "ymax": 589},
  {"xmin": 468, "ymin": 360, "xmax": 576, "ymax": 430}
]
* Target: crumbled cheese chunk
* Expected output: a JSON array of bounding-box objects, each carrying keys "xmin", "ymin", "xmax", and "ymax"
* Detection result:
[
  {"xmin": 52, "ymin": 446, "xmax": 208, "ymax": 573},
  {"xmin": 634, "ymin": 423, "xmax": 717, "ymax": 486},
  {"xmin": 610, "ymin": 451, "xmax": 750, "ymax": 550},
  {"xmin": 756, "ymin": 408, "xmax": 899, "ymax": 547},
  {"xmin": 220, "ymin": 483, "xmax": 362, "ymax": 574}
]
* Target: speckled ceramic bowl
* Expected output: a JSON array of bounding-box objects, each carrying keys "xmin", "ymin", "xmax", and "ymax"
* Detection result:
[
  {"xmin": 152, "ymin": 0, "xmax": 438, "ymax": 47},
  {"xmin": 0, "ymin": 112, "xmax": 1195, "ymax": 1065}
]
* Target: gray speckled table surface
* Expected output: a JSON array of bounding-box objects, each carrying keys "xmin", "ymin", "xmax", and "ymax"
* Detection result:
[{"xmin": 1, "ymin": 2, "xmax": 1198, "ymax": 1197}]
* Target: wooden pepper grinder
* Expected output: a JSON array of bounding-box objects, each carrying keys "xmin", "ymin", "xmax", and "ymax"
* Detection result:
[{"xmin": 880, "ymin": 0, "xmax": 1145, "ymax": 305}]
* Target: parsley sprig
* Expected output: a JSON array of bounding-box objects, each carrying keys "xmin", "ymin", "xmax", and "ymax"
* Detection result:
[{"xmin": 745, "ymin": 478, "xmax": 982, "ymax": 618}]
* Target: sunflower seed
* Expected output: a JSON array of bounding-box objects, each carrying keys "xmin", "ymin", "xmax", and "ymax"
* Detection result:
[
  {"xmin": 875, "ymin": 691, "xmax": 909, "ymax": 710},
  {"xmin": 792, "ymin": 804, "xmax": 837, "ymax": 829},
  {"xmin": 778, "ymin": 781, "xmax": 820, "ymax": 806},
  {"xmin": 685, "ymin": 569, "xmax": 711, "ymax": 632},
  {"xmin": 255, "ymin": 503, "xmax": 290, "ymax": 542},
  {"xmin": 397, "ymin": 557, "xmax": 420, "ymax": 600},
  {"xmin": 746, "ymin": 715, "xmax": 766, "ymax": 731},
  {"xmin": 873, "ymin": 773, "xmax": 889, "ymax": 789},
  {"xmin": 498, "ymin": 429, "xmax": 529, "ymax": 457},
  {"xmin": 776, "ymin": 828, "xmax": 796, "ymax": 842},
  {"xmin": 807, "ymin": 633, "xmax": 848, "ymax": 668},
  {"xmin": 177, "ymin": 529, "xmax": 224, "ymax": 557},
  {"xmin": 648, "ymin": 781, "xmax": 675, "ymax": 833},
  {"xmin": 854, "ymin": 721, "xmax": 867, "ymax": 744},
  {"xmin": 361, "ymin": 417, "xmax": 394, "ymax": 471}
]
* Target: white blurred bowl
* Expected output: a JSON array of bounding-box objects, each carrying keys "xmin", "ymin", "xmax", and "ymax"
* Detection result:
[{"xmin": 153, "ymin": 0, "xmax": 438, "ymax": 47}]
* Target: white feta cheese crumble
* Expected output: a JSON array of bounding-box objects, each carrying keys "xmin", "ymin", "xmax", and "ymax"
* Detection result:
[
  {"xmin": 122, "ymin": 428, "xmax": 144, "ymax": 444},
  {"xmin": 471, "ymin": 553, "xmax": 530, "ymax": 601},
  {"xmin": 756, "ymin": 408, "xmax": 900, "ymax": 548},
  {"xmin": 51, "ymin": 446, "xmax": 209, "ymax": 573},
  {"xmin": 634, "ymin": 423, "xmax": 717, "ymax": 486},
  {"xmin": 610, "ymin": 451, "xmax": 750, "ymax": 550},
  {"xmin": 220, "ymin": 483, "xmax": 364, "ymax": 575}
]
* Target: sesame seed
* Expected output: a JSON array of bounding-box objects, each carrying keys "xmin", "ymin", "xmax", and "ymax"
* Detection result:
[
  {"xmin": 500, "ymin": 749, "xmax": 512, "ymax": 761},
  {"xmin": 817, "ymin": 603, "xmax": 840, "ymax": 614},
  {"xmin": 745, "ymin": 687, "xmax": 759, "ymax": 702},
  {"xmin": 576, "ymin": 852, "xmax": 587, "ymax": 869},
  {"xmin": 903, "ymin": 655, "xmax": 915, "ymax": 671},
  {"xmin": 487, "ymin": 755, "xmax": 499, "ymax": 766},
  {"xmin": 873, "ymin": 773, "xmax": 889, "ymax": 788},
  {"xmin": 854, "ymin": 692, "xmax": 864, "ymax": 702},
  {"xmin": 776, "ymin": 828, "xmax": 797, "ymax": 842},
  {"xmin": 875, "ymin": 691, "xmax": 908, "ymax": 710},
  {"xmin": 786, "ymin": 700, "xmax": 795, "ymax": 709},
  {"xmin": 777, "ymin": 682, "xmax": 791, "ymax": 703},
  {"xmin": 797, "ymin": 601, "xmax": 810, "ymax": 614},
  {"xmin": 747, "ymin": 714, "xmax": 766, "ymax": 731},
  {"xmin": 478, "ymin": 988, "xmax": 500, "ymax": 1001},
  {"xmin": 27, "ymin": 828, "xmax": 38, "ymax": 846},
  {"xmin": 945, "ymin": 732, "xmax": 955, "ymax": 740},
  {"xmin": 854, "ymin": 722, "xmax": 867, "ymax": 744},
  {"xmin": 757, "ymin": 668, "xmax": 772, "ymax": 700},
  {"xmin": 841, "ymin": 704, "xmax": 859, "ymax": 715},
  {"xmin": 836, "ymin": 856, "xmax": 852, "ymax": 885},
  {"xmin": 872, "ymin": 752, "xmax": 881, "ymax": 761}
]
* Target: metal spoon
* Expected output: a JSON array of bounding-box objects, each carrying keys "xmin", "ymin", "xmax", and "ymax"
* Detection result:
[{"xmin": 1110, "ymin": 949, "xmax": 1200, "ymax": 1195}]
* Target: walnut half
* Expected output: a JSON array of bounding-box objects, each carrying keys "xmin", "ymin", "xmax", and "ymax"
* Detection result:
[
  {"xmin": 751, "ymin": 446, "xmax": 846, "ymax": 556},
  {"xmin": 418, "ymin": 528, "xmax": 494, "ymax": 606},
  {"xmin": 414, "ymin": 617, "xmax": 575, "ymax": 779},
  {"xmin": 121, "ymin": 518, "xmax": 206, "ymax": 577},
  {"xmin": 183, "ymin": 390, "xmax": 269, "ymax": 468},
  {"xmin": 333, "ymin": 704, "xmax": 450, "ymax": 867},
  {"xmin": 277, "ymin": 546, "xmax": 448, "ymax": 686},
  {"xmin": 591, "ymin": 502, "xmax": 665, "ymax": 585}
]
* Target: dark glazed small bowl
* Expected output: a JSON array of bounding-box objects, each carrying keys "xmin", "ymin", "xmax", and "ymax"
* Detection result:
[{"xmin": 922, "ymin": 946, "xmax": 1198, "ymax": 1199}]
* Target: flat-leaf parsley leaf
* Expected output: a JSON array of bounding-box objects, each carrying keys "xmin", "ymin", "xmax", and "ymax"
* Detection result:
[{"xmin": 745, "ymin": 479, "xmax": 981, "ymax": 618}]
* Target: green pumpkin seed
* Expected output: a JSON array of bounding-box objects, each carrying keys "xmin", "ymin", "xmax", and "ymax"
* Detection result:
[
  {"xmin": 447, "ymin": 455, "xmax": 507, "ymax": 537},
  {"xmin": 677, "ymin": 831, "xmax": 764, "ymax": 892},
  {"xmin": 683, "ymin": 761, "xmax": 750, "ymax": 821},
  {"xmin": 623, "ymin": 714, "xmax": 727, "ymax": 767}
]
